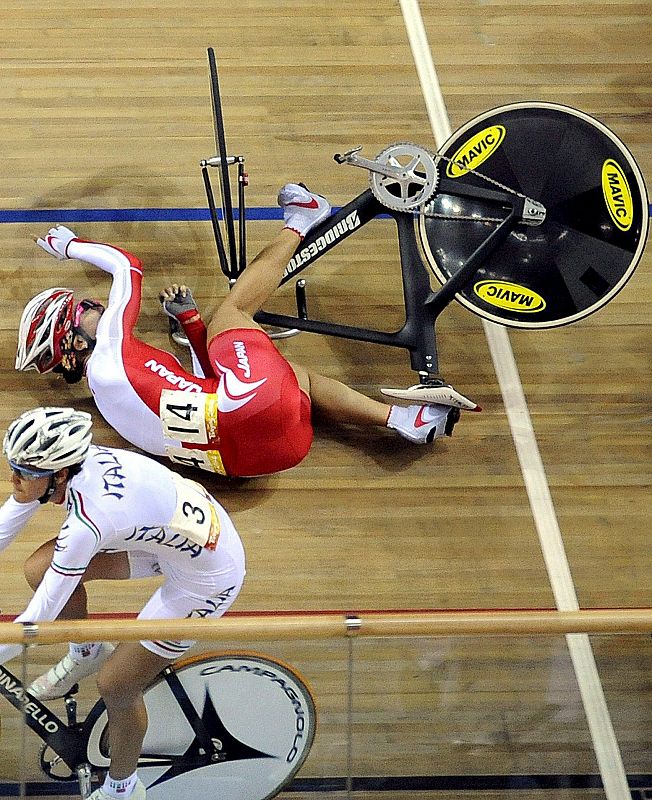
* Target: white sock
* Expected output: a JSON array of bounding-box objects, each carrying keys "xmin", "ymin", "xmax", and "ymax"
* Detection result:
[
  {"xmin": 103, "ymin": 771, "xmax": 139, "ymax": 798},
  {"xmin": 69, "ymin": 642, "xmax": 102, "ymax": 661}
]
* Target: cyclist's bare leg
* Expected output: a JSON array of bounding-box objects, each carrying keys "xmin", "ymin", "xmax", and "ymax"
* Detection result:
[
  {"xmin": 95, "ymin": 642, "xmax": 172, "ymax": 779},
  {"xmin": 24, "ymin": 540, "xmax": 130, "ymax": 620},
  {"xmin": 206, "ymin": 229, "xmax": 300, "ymax": 338},
  {"xmin": 203, "ymin": 229, "xmax": 394, "ymax": 420},
  {"xmin": 290, "ymin": 363, "xmax": 391, "ymax": 426}
]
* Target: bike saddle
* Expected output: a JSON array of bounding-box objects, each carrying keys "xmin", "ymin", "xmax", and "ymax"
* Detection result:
[{"xmin": 381, "ymin": 383, "xmax": 481, "ymax": 411}]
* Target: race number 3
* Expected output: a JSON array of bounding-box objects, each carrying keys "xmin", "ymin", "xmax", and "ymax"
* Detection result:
[
  {"xmin": 169, "ymin": 474, "xmax": 221, "ymax": 550},
  {"xmin": 159, "ymin": 390, "xmax": 218, "ymax": 445}
]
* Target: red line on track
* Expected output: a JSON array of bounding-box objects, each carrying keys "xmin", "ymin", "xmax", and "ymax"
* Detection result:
[{"xmin": 1, "ymin": 606, "xmax": 650, "ymax": 622}]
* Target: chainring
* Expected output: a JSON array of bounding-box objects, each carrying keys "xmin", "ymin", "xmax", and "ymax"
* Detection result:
[
  {"xmin": 369, "ymin": 142, "xmax": 439, "ymax": 212},
  {"xmin": 39, "ymin": 742, "xmax": 75, "ymax": 781}
]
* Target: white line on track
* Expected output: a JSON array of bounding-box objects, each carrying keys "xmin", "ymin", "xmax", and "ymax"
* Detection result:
[{"xmin": 398, "ymin": 1, "xmax": 630, "ymax": 796}]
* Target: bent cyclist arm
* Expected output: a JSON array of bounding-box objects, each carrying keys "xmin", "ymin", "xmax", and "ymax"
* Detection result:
[
  {"xmin": 0, "ymin": 515, "xmax": 99, "ymax": 666},
  {"xmin": 36, "ymin": 225, "xmax": 145, "ymax": 344}
]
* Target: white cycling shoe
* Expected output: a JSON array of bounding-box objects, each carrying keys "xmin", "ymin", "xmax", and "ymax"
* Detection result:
[
  {"xmin": 381, "ymin": 383, "xmax": 481, "ymax": 411},
  {"xmin": 278, "ymin": 183, "xmax": 331, "ymax": 238},
  {"xmin": 387, "ymin": 403, "xmax": 460, "ymax": 443},
  {"xmin": 28, "ymin": 643, "xmax": 115, "ymax": 700},
  {"xmin": 88, "ymin": 779, "xmax": 146, "ymax": 800}
]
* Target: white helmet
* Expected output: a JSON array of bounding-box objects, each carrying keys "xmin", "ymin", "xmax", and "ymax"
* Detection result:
[
  {"xmin": 16, "ymin": 288, "xmax": 75, "ymax": 373},
  {"xmin": 3, "ymin": 407, "xmax": 93, "ymax": 472}
]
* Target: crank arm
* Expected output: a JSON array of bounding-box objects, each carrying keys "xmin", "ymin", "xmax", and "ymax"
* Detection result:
[{"xmin": 334, "ymin": 147, "xmax": 405, "ymax": 181}]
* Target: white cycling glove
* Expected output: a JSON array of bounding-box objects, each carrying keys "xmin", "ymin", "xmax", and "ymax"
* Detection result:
[{"xmin": 35, "ymin": 225, "xmax": 79, "ymax": 260}]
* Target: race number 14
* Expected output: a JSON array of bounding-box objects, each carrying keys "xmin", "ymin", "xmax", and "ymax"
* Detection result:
[{"xmin": 160, "ymin": 389, "xmax": 212, "ymax": 444}]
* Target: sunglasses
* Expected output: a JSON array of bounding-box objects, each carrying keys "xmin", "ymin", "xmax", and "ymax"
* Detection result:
[
  {"xmin": 73, "ymin": 299, "xmax": 104, "ymax": 328},
  {"xmin": 9, "ymin": 461, "xmax": 56, "ymax": 480}
]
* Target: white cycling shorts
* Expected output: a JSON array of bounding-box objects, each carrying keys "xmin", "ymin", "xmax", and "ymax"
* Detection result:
[{"xmin": 128, "ymin": 521, "xmax": 246, "ymax": 660}]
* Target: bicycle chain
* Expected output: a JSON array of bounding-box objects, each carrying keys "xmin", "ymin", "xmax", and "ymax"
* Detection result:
[{"xmin": 421, "ymin": 148, "xmax": 527, "ymax": 223}]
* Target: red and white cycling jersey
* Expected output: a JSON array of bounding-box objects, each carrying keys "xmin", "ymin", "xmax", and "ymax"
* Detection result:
[
  {"xmin": 67, "ymin": 239, "xmax": 312, "ymax": 477},
  {"xmin": 68, "ymin": 240, "xmax": 213, "ymax": 456}
]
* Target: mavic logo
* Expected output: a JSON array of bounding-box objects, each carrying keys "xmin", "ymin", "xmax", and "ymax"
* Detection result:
[
  {"xmin": 474, "ymin": 280, "xmax": 546, "ymax": 313},
  {"xmin": 602, "ymin": 159, "xmax": 633, "ymax": 231},
  {"xmin": 446, "ymin": 125, "xmax": 506, "ymax": 178},
  {"xmin": 214, "ymin": 360, "xmax": 267, "ymax": 412}
]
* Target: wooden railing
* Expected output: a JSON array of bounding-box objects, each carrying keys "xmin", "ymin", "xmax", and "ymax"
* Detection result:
[{"xmin": 0, "ymin": 608, "xmax": 650, "ymax": 646}]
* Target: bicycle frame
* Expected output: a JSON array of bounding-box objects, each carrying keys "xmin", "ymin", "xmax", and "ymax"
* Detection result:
[
  {"xmin": 0, "ymin": 651, "xmax": 316, "ymax": 800},
  {"xmin": 0, "ymin": 662, "xmax": 221, "ymax": 791},
  {"xmin": 254, "ymin": 186, "xmax": 524, "ymax": 376},
  {"xmin": 201, "ymin": 47, "xmax": 526, "ymax": 380},
  {"xmin": 0, "ymin": 662, "xmax": 90, "ymax": 773}
]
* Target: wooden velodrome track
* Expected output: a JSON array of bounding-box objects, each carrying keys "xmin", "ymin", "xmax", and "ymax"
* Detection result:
[{"xmin": 0, "ymin": 1, "xmax": 650, "ymax": 798}]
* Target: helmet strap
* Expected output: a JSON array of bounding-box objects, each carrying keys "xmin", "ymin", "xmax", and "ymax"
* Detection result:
[
  {"xmin": 38, "ymin": 474, "xmax": 58, "ymax": 505},
  {"xmin": 54, "ymin": 329, "xmax": 95, "ymax": 384}
]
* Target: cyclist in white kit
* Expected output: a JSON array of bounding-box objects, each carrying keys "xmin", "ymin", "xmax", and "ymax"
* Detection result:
[{"xmin": 0, "ymin": 406, "xmax": 246, "ymax": 800}]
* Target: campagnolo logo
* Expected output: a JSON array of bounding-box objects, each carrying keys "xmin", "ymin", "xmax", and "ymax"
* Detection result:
[
  {"xmin": 601, "ymin": 159, "xmax": 633, "ymax": 231},
  {"xmin": 284, "ymin": 210, "xmax": 361, "ymax": 277},
  {"xmin": 474, "ymin": 280, "xmax": 546, "ymax": 313},
  {"xmin": 201, "ymin": 663, "xmax": 307, "ymax": 762},
  {"xmin": 446, "ymin": 125, "xmax": 506, "ymax": 178}
]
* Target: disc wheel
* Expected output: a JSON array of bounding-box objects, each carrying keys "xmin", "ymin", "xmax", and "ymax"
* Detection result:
[{"xmin": 418, "ymin": 102, "xmax": 649, "ymax": 328}]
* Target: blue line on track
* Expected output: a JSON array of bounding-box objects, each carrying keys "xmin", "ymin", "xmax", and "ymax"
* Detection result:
[
  {"xmin": 0, "ymin": 205, "xmax": 650, "ymax": 224},
  {"xmin": 0, "ymin": 773, "xmax": 650, "ymax": 796},
  {"xmin": 0, "ymin": 207, "xmax": 282, "ymax": 224}
]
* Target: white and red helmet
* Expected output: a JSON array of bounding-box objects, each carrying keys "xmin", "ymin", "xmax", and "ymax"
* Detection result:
[{"xmin": 15, "ymin": 288, "xmax": 75, "ymax": 373}]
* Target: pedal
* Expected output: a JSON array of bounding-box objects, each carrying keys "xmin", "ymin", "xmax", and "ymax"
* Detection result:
[
  {"xmin": 333, "ymin": 145, "xmax": 362, "ymax": 164},
  {"xmin": 76, "ymin": 763, "xmax": 93, "ymax": 799},
  {"xmin": 381, "ymin": 384, "xmax": 481, "ymax": 411}
]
